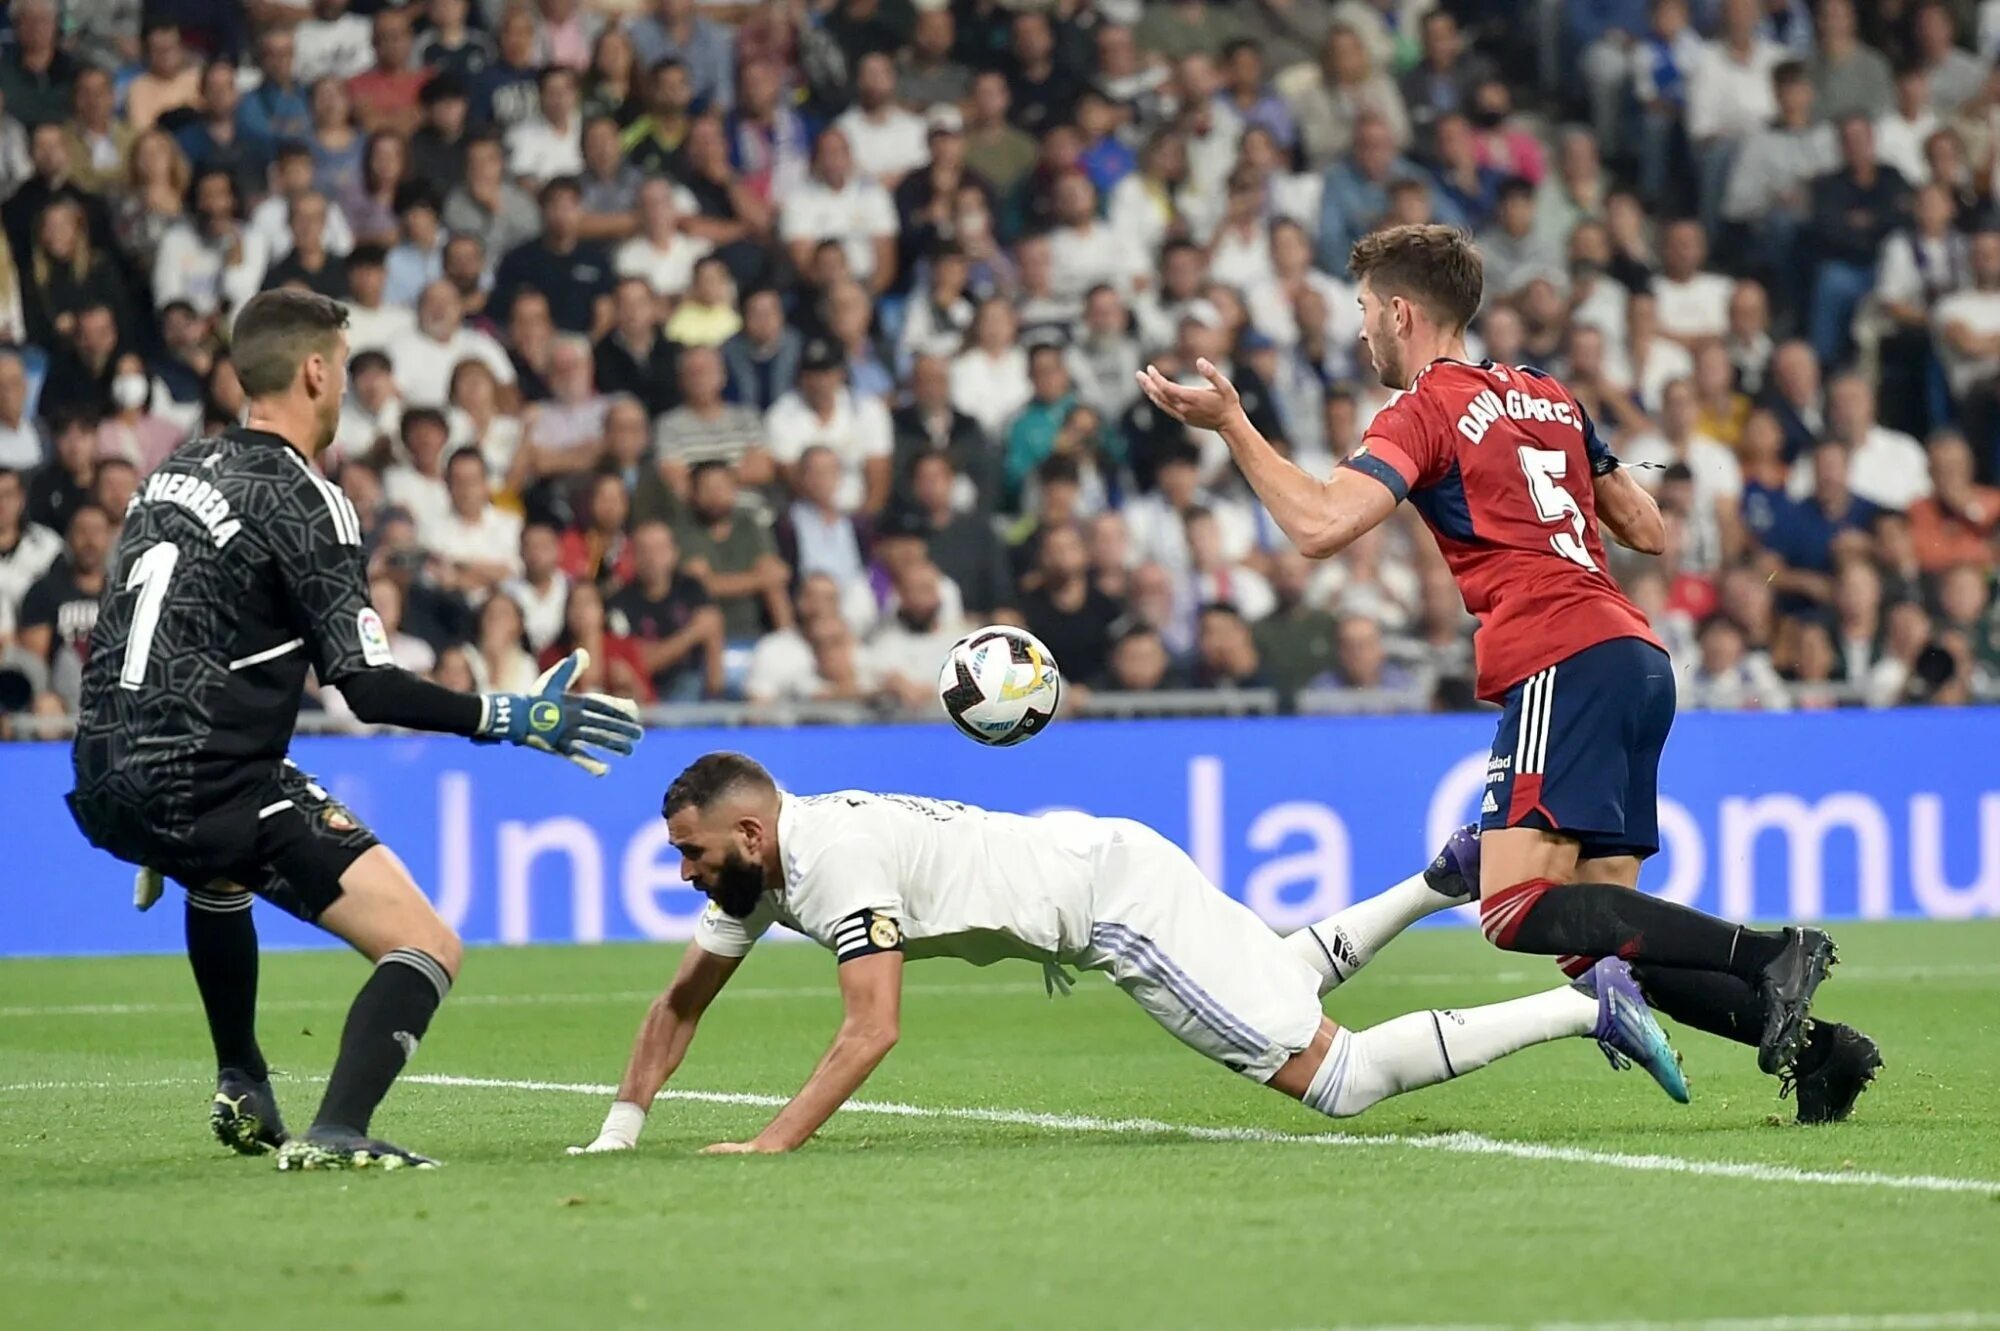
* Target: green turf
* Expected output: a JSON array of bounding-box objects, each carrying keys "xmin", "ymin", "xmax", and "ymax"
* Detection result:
[{"xmin": 4, "ymin": 921, "xmax": 1998, "ymax": 1331}]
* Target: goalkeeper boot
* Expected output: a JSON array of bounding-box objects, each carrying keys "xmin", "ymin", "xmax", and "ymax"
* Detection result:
[
  {"xmin": 1787, "ymin": 1023, "xmax": 1882, "ymax": 1125},
  {"xmin": 1423, "ymin": 823, "xmax": 1481, "ymax": 903},
  {"xmin": 212, "ymin": 1068, "xmax": 288, "ymax": 1155},
  {"xmin": 275, "ymin": 1124, "xmax": 439, "ymax": 1172},
  {"xmin": 1582, "ymin": 957, "xmax": 1691, "ymax": 1104}
]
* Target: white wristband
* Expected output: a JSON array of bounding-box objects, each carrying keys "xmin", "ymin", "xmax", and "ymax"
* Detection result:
[{"xmin": 601, "ymin": 1100, "xmax": 647, "ymax": 1147}]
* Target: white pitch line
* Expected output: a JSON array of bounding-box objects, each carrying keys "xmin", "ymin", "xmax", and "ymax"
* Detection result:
[
  {"xmin": 400, "ymin": 1074, "xmax": 2000, "ymax": 1198},
  {"xmin": 2, "ymin": 1069, "xmax": 1996, "ymax": 1197},
  {"xmin": 3, "ymin": 960, "xmax": 1990, "ymax": 1020},
  {"xmin": 1291, "ymin": 1315, "xmax": 2000, "ymax": 1331}
]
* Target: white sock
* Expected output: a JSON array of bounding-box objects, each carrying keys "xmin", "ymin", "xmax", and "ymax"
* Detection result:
[
  {"xmin": 1285, "ymin": 872, "xmax": 1467, "ymax": 997},
  {"xmin": 1304, "ymin": 986, "xmax": 1598, "ymax": 1118}
]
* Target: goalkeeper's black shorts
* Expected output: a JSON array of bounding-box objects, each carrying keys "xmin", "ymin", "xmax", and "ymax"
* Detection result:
[{"xmin": 68, "ymin": 759, "xmax": 379, "ymax": 922}]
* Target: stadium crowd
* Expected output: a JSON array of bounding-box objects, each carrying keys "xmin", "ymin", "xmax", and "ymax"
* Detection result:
[{"xmin": 2, "ymin": 0, "xmax": 1999, "ymax": 734}]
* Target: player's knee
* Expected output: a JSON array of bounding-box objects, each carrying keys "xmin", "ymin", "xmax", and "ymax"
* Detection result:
[
  {"xmin": 1479, "ymin": 878, "xmax": 1558, "ymax": 950},
  {"xmin": 423, "ymin": 928, "xmax": 463, "ymax": 981}
]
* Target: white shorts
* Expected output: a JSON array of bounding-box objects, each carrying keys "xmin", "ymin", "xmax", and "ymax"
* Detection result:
[{"xmin": 1079, "ymin": 819, "xmax": 1324, "ymax": 1083}]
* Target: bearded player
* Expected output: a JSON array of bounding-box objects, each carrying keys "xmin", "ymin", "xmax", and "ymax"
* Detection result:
[
  {"xmin": 569, "ymin": 755, "xmax": 1686, "ymax": 1156},
  {"xmin": 1135, "ymin": 224, "xmax": 1880, "ymax": 1122}
]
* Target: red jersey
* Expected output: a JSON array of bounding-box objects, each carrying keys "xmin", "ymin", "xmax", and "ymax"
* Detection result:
[{"xmin": 1345, "ymin": 359, "xmax": 1660, "ymax": 701}]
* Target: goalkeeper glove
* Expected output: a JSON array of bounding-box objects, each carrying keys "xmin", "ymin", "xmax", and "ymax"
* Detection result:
[{"xmin": 476, "ymin": 648, "xmax": 645, "ymax": 777}]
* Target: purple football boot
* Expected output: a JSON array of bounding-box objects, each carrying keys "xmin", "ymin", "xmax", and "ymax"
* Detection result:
[
  {"xmin": 1422, "ymin": 823, "xmax": 1481, "ymax": 903},
  {"xmin": 1582, "ymin": 957, "xmax": 1691, "ymax": 1104}
]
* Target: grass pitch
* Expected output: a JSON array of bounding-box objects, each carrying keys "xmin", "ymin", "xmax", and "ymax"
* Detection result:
[{"xmin": 4, "ymin": 921, "xmax": 1998, "ymax": 1331}]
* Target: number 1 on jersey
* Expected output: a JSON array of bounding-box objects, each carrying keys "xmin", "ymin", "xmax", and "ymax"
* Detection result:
[
  {"xmin": 1517, "ymin": 447, "xmax": 1598, "ymax": 571},
  {"xmin": 120, "ymin": 542, "xmax": 181, "ymax": 690}
]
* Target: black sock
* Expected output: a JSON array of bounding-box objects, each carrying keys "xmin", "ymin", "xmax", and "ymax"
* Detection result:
[
  {"xmin": 1487, "ymin": 881, "xmax": 1788, "ymax": 979},
  {"xmin": 313, "ymin": 948, "xmax": 451, "ymax": 1136},
  {"xmin": 185, "ymin": 888, "xmax": 267, "ymax": 1080},
  {"xmin": 1631, "ymin": 965, "xmax": 1838, "ymax": 1072}
]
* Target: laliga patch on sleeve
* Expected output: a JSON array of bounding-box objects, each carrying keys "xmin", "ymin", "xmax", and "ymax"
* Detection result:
[{"xmin": 357, "ymin": 606, "xmax": 395, "ymax": 667}]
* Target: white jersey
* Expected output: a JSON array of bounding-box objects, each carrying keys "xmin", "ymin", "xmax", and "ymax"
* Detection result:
[{"xmin": 694, "ymin": 792, "xmax": 1114, "ymax": 967}]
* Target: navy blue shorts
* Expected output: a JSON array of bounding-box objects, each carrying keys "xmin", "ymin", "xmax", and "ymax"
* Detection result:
[{"xmin": 1480, "ymin": 636, "xmax": 1676, "ymax": 860}]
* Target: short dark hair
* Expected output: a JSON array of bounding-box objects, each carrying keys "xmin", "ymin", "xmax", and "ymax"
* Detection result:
[
  {"xmin": 394, "ymin": 179, "xmax": 439, "ymax": 214},
  {"xmin": 232, "ymin": 290, "xmax": 350, "ymax": 397},
  {"xmin": 663, "ymin": 752, "xmax": 776, "ymax": 819},
  {"xmin": 445, "ymin": 445, "xmax": 485, "ymax": 476},
  {"xmin": 0, "ymin": 465, "xmax": 21, "ymax": 490},
  {"xmin": 348, "ymin": 242, "xmax": 388, "ymax": 269},
  {"xmin": 349, "ymin": 349, "xmax": 391, "ymax": 377},
  {"xmin": 689, "ymin": 458, "xmax": 734, "ymax": 487},
  {"xmin": 401, "ymin": 407, "xmax": 449, "ymax": 440},
  {"xmin": 540, "ymin": 175, "xmax": 583, "ymax": 206},
  {"xmin": 1037, "ymin": 452, "xmax": 1081, "ymax": 486},
  {"xmin": 1348, "ymin": 223, "xmax": 1484, "ymax": 334}
]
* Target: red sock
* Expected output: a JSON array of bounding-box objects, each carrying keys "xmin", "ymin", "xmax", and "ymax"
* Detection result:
[
  {"xmin": 1556, "ymin": 954, "xmax": 1597, "ymax": 979},
  {"xmin": 1480, "ymin": 878, "xmax": 1557, "ymax": 948}
]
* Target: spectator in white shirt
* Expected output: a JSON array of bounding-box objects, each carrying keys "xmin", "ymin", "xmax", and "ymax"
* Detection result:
[
  {"xmin": 334, "ymin": 349, "xmax": 402, "ymax": 463},
  {"xmin": 366, "ymin": 573, "xmax": 436, "ymax": 677},
  {"xmin": 246, "ymin": 141, "xmax": 355, "ymax": 263},
  {"xmin": 387, "ymin": 279, "xmax": 517, "ymax": 408},
  {"xmin": 949, "ymin": 296, "xmax": 1033, "ymax": 441},
  {"xmin": 501, "ymin": 521, "xmax": 571, "ymax": 654},
  {"xmin": 506, "ymin": 66, "xmax": 585, "ymax": 187},
  {"xmin": 614, "ymin": 176, "xmax": 709, "ymax": 297},
  {"xmin": 1205, "ymin": 167, "xmax": 1277, "ymax": 293},
  {"xmin": 779, "ymin": 128, "xmax": 898, "ymax": 294},
  {"xmin": 1685, "ymin": 614, "xmax": 1792, "ymax": 711},
  {"xmin": 1047, "ymin": 170, "xmax": 1139, "ymax": 302},
  {"xmin": 1123, "ymin": 444, "xmax": 1256, "ymax": 577},
  {"xmin": 1933, "ymin": 227, "xmax": 2000, "ymax": 423},
  {"xmin": 1686, "ymin": 0, "xmax": 1786, "ymax": 229},
  {"xmin": 864, "ymin": 559, "xmax": 967, "ymax": 711},
  {"xmin": 466, "ymin": 590, "xmax": 542, "ymax": 694},
  {"xmin": 425, "ymin": 444, "xmax": 524, "ymax": 600},
  {"xmin": 766, "ymin": 339, "xmax": 893, "ymax": 514},
  {"xmin": 833, "ymin": 51, "xmax": 929, "ymax": 189},
  {"xmin": 295, "ymin": 0, "xmax": 375, "ymax": 83},
  {"xmin": 340, "ymin": 243, "xmax": 414, "ymax": 354},
  {"xmin": 1246, "ymin": 219, "xmax": 1357, "ymax": 351},
  {"xmin": 0, "ymin": 353, "xmax": 46, "ymax": 469},
  {"xmin": 1652, "ymin": 218, "xmax": 1737, "ymax": 347},
  {"xmin": 152, "ymin": 169, "xmax": 268, "ymax": 318},
  {"xmin": 1876, "ymin": 66, "xmax": 1940, "ymax": 185},
  {"xmin": 1106, "ymin": 128, "xmax": 1192, "ymax": 265},
  {"xmin": 0, "ymin": 464, "xmax": 59, "ymax": 641},
  {"xmin": 1181, "ymin": 505, "xmax": 1274, "ymax": 626},
  {"xmin": 1809, "ymin": 372, "xmax": 1933, "ymax": 511},
  {"xmin": 1622, "ymin": 377, "xmax": 1743, "ymax": 568},
  {"xmin": 382, "ymin": 406, "xmax": 453, "ymax": 538}
]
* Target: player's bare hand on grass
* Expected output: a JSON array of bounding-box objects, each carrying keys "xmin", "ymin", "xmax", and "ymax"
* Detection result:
[
  {"xmin": 476, "ymin": 648, "xmax": 645, "ymax": 776},
  {"xmin": 700, "ymin": 1140, "xmax": 782, "ymax": 1155},
  {"xmin": 1135, "ymin": 359, "xmax": 1244, "ymax": 431}
]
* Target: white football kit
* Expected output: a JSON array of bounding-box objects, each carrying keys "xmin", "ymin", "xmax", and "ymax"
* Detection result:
[{"xmin": 694, "ymin": 791, "xmax": 1324, "ymax": 1081}]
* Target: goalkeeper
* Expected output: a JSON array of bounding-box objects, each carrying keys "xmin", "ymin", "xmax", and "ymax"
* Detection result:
[{"xmin": 67, "ymin": 290, "xmax": 647, "ymax": 1172}]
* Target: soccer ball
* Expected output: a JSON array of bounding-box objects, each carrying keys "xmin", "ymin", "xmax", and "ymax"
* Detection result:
[{"xmin": 937, "ymin": 626, "xmax": 1063, "ymax": 746}]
